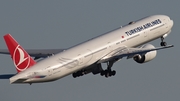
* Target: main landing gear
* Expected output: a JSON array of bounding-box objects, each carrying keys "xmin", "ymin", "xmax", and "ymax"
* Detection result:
[
  {"xmin": 160, "ymin": 36, "xmax": 167, "ymax": 46},
  {"xmin": 72, "ymin": 70, "xmax": 87, "ymax": 78},
  {"xmin": 100, "ymin": 61, "xmax": 116, "ymax": 78}
]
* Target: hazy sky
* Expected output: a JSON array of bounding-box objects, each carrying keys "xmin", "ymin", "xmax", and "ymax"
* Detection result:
[{"xmin": 0, "ymin": 1, "xmax": 179, "ymax": 101}]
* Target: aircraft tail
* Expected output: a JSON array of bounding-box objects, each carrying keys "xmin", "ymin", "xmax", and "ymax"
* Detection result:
[{"xmin": 3, "ymin": 34, "xmax": 36, "ymax": 73}]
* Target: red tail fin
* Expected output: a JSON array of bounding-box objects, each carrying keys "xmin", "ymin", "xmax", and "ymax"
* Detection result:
[{"xmin": 3, "ymin": 34, "xmax": 36, "ymax": 73}]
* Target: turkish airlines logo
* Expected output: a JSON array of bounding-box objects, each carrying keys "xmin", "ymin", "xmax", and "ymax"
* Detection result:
[{"xmin": 13, "ymin": 45, "xmax": 30, "ymax": 72}]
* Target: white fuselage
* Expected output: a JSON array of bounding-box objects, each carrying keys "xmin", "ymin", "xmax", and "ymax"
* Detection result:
[{"xmin": 10, "ymin": 15, "xmax": 173, "ymax": 83}]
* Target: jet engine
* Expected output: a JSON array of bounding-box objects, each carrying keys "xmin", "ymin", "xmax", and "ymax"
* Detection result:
[{"xmin": 133, "ymin": 44, "xmax": 157, "ymax": 63}]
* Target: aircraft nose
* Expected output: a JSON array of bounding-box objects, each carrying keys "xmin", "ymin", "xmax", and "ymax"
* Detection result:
[{"xmin": 169, "ymin": 19, "xmax": 174, "ymax": 28}]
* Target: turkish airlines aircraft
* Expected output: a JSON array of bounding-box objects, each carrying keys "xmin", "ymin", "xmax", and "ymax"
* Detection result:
[{"xmin": 0, "ymin": 15, "xmax": 174, "ymax": 84}]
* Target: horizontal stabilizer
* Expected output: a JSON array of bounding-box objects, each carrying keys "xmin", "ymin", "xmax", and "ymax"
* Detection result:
[
  {"xmin": 10, "ymin": 75, "xmax": 46, "ymax": 83},
  {"xmin": 0, "ymin": 74, "xmax": 15, "ymax": 79},
  {"xmin": 10, "ymin": 78, "xmax": 28, "ymax": 84}
]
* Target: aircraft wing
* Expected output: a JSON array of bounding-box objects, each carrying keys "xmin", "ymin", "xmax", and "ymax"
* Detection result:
[
  {"xmin": 118, "ymin": 45, "xmax": 173, "ymax": 58},
  {"xmin": 0, "ymin": 74, "xmax": 15, "ymax": 79},
  {"xmin": 98, "ymin": 45, "xmax": 173, "ymax": 63},
  {"xmin": 0, "ymin": 49, "xmax": 65, "ymax": 59}
]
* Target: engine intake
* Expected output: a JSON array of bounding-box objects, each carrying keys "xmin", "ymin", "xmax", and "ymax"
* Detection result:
[{"xmin": 133, "ymin": 44, "xmax": 157, "ymax": 63}]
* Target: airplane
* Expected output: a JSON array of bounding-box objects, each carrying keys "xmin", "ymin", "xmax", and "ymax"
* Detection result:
[{"xmin": 0, "ymin": 15, "xmax": 174, "ymax": 84}]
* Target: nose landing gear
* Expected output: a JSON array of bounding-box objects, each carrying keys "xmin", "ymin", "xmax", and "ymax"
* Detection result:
[{"xmin": 160, "ymin": 37, "xmax": 167, "ymax": 46}]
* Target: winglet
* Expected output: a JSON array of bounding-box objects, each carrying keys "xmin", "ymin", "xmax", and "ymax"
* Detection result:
[{"xmin": 3, "ymin": 34, "xmax": 36, "ymax": 73}]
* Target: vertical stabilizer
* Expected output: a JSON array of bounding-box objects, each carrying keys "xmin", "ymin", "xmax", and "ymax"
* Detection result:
[{"xmin": 4, "ymin": 34, "xmax": 36, "ymax": 73}]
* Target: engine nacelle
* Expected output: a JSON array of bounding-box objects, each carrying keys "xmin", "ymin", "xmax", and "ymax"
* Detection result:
[{"xmin": 133, "ymin": 44, "xmax": 157, "ymax": 63}]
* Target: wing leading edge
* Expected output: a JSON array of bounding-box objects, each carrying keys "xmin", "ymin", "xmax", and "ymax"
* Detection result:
[
  {"xmin": 98, "ymin": 45, "xmax": 174, "ymax": 63},
  {"xmin": 117, "ymin": 45, "xmax": 173, "ymax": 59}
]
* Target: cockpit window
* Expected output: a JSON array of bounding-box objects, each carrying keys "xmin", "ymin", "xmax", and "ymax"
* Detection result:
[{"xmin": 128, "ymin": 21, "xmax": 135, "ymax": 25}]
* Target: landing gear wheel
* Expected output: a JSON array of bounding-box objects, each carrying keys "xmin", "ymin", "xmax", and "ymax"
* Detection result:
[
  {"xmin": 101, "ymin": 69, "xmax": 116, "ymax": 78},
  {"xmin": 100, "ymin": 71, "xmax": 105, "ymax": 76},
  {"xmin": 160, "ymin": 36, "xmax": 167, "ymax": 46},
  {"xmin": 100, "ymin": 60, "xmax": 118, "ymax": 78},
  {"xmin": 104, "ymin": 70, "xmax": 109, "ymax": 77},
  {"xmin": 112, "ymin": 70, "xmax": 116, "ymax": 76},
  {"xmin": 160, "ymin": 42, "xmax": 167, "ymax": 46},
  {"xmin": 105, "ymin": 74, "xmax": 109, "ymax": 78},
  {"xmin": 72, "ymin": 70, "xmax": 85, "ymax": 78},
  {"xmin": 72, "ymin": 73, "xmax": 77, "ymax": 78}
]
